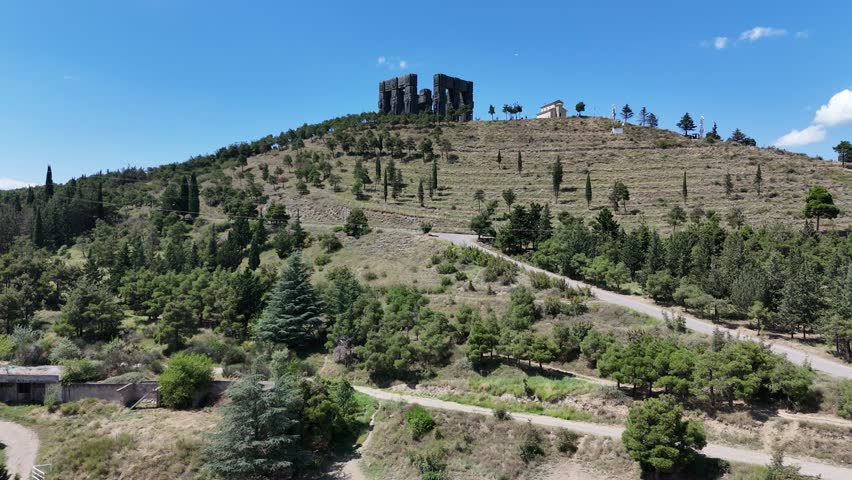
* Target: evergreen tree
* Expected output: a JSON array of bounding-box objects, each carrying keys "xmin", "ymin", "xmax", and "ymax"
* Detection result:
[
  {"xmin": 473, "ymin": 189, "xmax": 485, "ymax": 212},
  {"xmin": 496, "ymin": 149, "xmax": 502, "ymax": 165},
  {"xmin": 95, "ymin": 182, "xmax": 105, "ymax": 220},
  {"xmin": 157, "ymin": 301, "xmax": 197, "ymax": 352},
  {"xmin": 803, "ymin": 185, "xmax": 838, "ymax": 231},
  {"xmin": 647, "ymin": 113, "xmax": 659, "ymax": 128},
  {"xmin": 622, "ymin": 395, "xmax": 706, "ymax": 476},
  {"xmin": 344, "ymin": 209, "xmax": 369, "ymax": 238},
  {"xmin": 189, "ymin": 172, "xmax": 200, "ymax": 217},
  {"xmin": 517, "ymin": 151, "xmax": 523, "ymax": 175},
  {"xmin": 431, "ymin": 157, "xmax": 438, "ymax": 191},
  {"xmin": 374, "ymin": 156, "xmax": 382, "ymax": 192},
  {"xmin": 255, "ymin": 254, "xmax": 323, "ymax": 348},
  {"xmin": 552, "ymin": 156, "xmax": 563, "ymax": 201},
  {"xmin": 289, "ymin": 214, "xmax": 307, "ymax": 249},
  {"xmin": 417, "ymin": 179, "xmax": 425, "ymax": 207},
  {"xmin": 575, "ymin": 101, "xmax": 585, "ymax": 117},
  {"xmin": 32, "ymin": 206, "xmax": 44, "ymax": 247},
  {"xmin": 639, "ymin": 106, "xmax": 648, "ymax": 126},
  {"xmin": 682, "ymin": 172, "xmax": 688, "ymax": 204},
  {"xmin": 247, "ymin": 221, "xmax": 265, "ymax": 270},
  {"xmin": 585, "ymin": 172, "xmax": 592, "ymax": 208},
  {"xmin": 502, "ymin": 189, "xmax": 516, "ymax": 211},
  {"xmin": 382, "ymin": 169, "xmax": 389, "ymax": 202},
  {"xmin": 676, "ymin": 113, "xmax": 695, "ymax": 135},
  {"xmin": 203, "ymin": 373, "xmax": 306, "ymax": 478},
  {"xmin": 724, "ymin": 172, "xmax": 734, "ymax": 198},
  {"xmin": 488, "ymin": 104, "xmax": 496, "ymax": 120},
  {"xmin": 754, "ymin": 164, "xmax": 763, "ymax": 196},
  {"xmin": 621, "ymin": 104, "xmax": 634, "ymax": 123},
  {"xmin": 45, "ymin": 165, "xmax": 54, "ymax": 198},
  {"xmin": 179, "ymin": 175, "xmax": 190, "ymax": 213}
]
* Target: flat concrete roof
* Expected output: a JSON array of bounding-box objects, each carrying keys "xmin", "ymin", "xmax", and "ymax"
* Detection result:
[{"xmin": 0, "ymin": 365, "xmax": 63, "ymax": 382}]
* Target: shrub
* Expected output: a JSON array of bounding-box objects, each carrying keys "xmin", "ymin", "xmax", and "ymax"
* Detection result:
[
  {"xmin": 483, "ymin": 257, "xmax": 518, "ymax": 285},
  {"xmin": 493, "ymin": 407, "xmax": 510, "ymax": 420},
  {"xmin": 406, "ymin": 405, "xmax": 436, "ymax": 439},
  {"xmin": 420, "ymin": 222, "xmax": 433, "ymax": 234},
  {"xmin": 317, "ymin": 233, "xmax": 343, "ymax": 253},
  {"xmin": 436, "ymin": 261, "xmax": 457, "ymax": 275},
  {"xmin": 518, "ymin": 426, "xmax": 545, "ymax": 463},
  {"xmin": 314, "ymin": 254, "xmax": 332, "ymax": 267},
  {"xmin": 440, "ymin": 276, "xmax": 453, "ymax": 287},
  {"xmin": 409, "ymin": 446, "xmax": 447, "ymax": 480},
  {"xmin": 543, "ymin": 297, "xmax": 563, "ymax": 317},
  {"xmin": 185, "ymin": 333, "xmax": 245, "ymax": 365},
  {"xmin": 645, "ymin": 271, "xmax": 678, "ymax": 302},
  {"xmin": 840, "ymin": 380, "xmax": 852, "ymax": 420},
  {"xmin": 556, "ymin": 430, "xmax": 580, "ymax": 455},
  {"xmin": 528, "ymin": 271, "xmax": 552, "ymax": 290},
  {"xmin": 61, "ymin": 359, "xmax": 103, "ymax": 385},
  {"xmin": 59, "ymin": 401, "xmax": 81, "ymax": 416},
  {"xmin": 159, "ymin": 352, "xmax": 213, "ymax": 409},
  {"xmin": 43, "ymin": 383, "xmax": 62, "ymax": 412},
  {"xmin": 454, "ymin": 271, "xmax": 467, "ymax": 282}
]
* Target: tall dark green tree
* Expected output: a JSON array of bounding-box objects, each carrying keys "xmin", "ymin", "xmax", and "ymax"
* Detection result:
[
  {"xmin": 803, "ymin": 185, "xmax": 840, "ymax": 231},
  {"xmin": 431, "ymin": 157, "xmax": 438, "ymax": 191},
  {"xmin": 255, "ymin": 254, "xmax": 323, "ymax": 348},
  {"xmin": 552, "ymin": 156, "xmax": 563, "ymax": 201},
  {"xmin": 754, "ymin": 164, "xmax": 763, "ymax": 196},
  {"xmin": 95, "ymin": 182, "xmax": 105, "ymax": 220},
  {"xmin": 32, "ymin": 206, "xmax": 44, "ymax": 247},
  {"xmin": 179, "ymin": 175, "xmax": 190, "ymax": 213},
  {"xmin": 203, "ymin": 373, "xmax": 306, "ymax": 478},
  {"xmin": 382, "ymin": 169, "xmax": 389, "ymax": 202},
  {"xmin": 189, "ymin": 173, "xmax": 200, "ymax": 217},
  {"xmin": 45, "ymin": 165, "xmax": 54, "ymax": 198},
  {"xmin": 834, "ymin": 140, "xmax": 852, "ymax": 166},
  {"xmin": 417, "ymin": 179, "xmax": 425, "ymax": 207},
  {"xmin": 374, "ymin": 156, "xmax": 382, "ymax": 192},
  {"xmin": 496, "ymin": 150, "xmax": 502, "ymax": 165},
  {"xmin": 676, "ymin": 113, "xmax": 695, "ymax": 136},
  {"xmin": 585, "ymin": 172, "xmax": 592, "ymax": 208},
  {"xmin": 621, "ymin": 104, "xmax": 634, "ymax": 123},
  {"xmin": 682, "ymin": 172, "xmax": 688, "ymax": 204},
  {"xmin": 517, "ymin": 151, "xmax": 523, "ymax": 175}
]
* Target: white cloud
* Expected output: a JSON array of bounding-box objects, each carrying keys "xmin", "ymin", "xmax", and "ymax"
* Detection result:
[
  {"xmin": 376, "ymin": 56, "xmax": 386, "ymax": 65},
  {"xmin": 0, "ymin": 177, "xmax": 35, "ymax": 190},
  {"xmin": 795, "ymin": 31, "xmax": 809, "ymax": 39},
  {"xmin": 774, "ymin": 125, "xmax": 826, "ymax": 147},
  {"xmin": 376, "ymin": 56, "xmax": 409, "ymax": 70},
  {"xmin": 713, "ymin": 37, "xmax": 728, "ymax": 49},
  {"xmin": 813, "ymin": 89, "xmax": 852, "ymax": 127},
  {"xmin": 399, "ymin": 60, "xmax": 407, "ymax": 69},
  {"xmin": 739, "ymin": 26, "xmax": 787, "ymax": 41}
]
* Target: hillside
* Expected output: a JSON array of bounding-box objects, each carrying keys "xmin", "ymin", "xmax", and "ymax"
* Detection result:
[{"xmin": 235, "ymin": 116, "xmax": 851, "ymax": 232}]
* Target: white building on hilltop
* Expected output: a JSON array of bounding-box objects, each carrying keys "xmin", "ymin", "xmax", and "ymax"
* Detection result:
[{"xmin": 536, "ymin": 100, "xmax": 567, "ymax": 119}]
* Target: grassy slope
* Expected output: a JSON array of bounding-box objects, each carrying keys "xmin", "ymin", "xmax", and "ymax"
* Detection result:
[{"xmin": 241, "ymin": 116, "xmax": 852, "ymax": 232}]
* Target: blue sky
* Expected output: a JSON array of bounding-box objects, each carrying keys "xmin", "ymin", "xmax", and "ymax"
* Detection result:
[{"xmin": 1, "ymin": 0, "xmax": 851, "ymax": 187}]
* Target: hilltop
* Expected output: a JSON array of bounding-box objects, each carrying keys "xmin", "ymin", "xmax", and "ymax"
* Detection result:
[{"xmin": 233, "ymin": 116, "xmax": 851, "ymax": 232}]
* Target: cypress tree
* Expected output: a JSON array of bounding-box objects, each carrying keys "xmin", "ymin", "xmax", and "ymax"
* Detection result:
[
  {"xmin": 431, "ymin": 158, "xmax": 438, "ymax": 191},
  {"xmin": 517, "ymin": 152, "xmax": 523, "ymax": 175},
  {"xmin": 682, "ymin": 172, "xmax": 688, "ymax": 204},
  {"xmin": 754, "ymin": 164, "xmax": 763, "ymax": 197},
  {"xmin": 33, "ymin": 206, "xmax": 44, "ymax": 247},
  {"xmin": 375, "ymin": 157, "xmax": 382, "ymax": 193},
  {"xmin": 189, "ymin": 173, "xmax": 200, "ymax": 217},
  {"xmin": 96, "ymin": 182, "xmax": 105, "ymax": 219},
  {"xmin": 383, "ymin": 169, "xmax": 388, "ymax": 202},
  {"xmin": 179, "ymin": 176, "xmax": 190, "ymax": 213},
  {"xmin": 26, "ymin": 187, "xmax": 35, "ymax": 204},
  {"xmin": 585, "ymin": 172, "xmax": 592, "ymax": 208},
  {"xmin": 552, "ymin": 156, "xmax": 563, "ymax": 201},
  {"xmin": 45, "ymin": 165, "xmax": 54, "ymax": 198},
  {"xmin": 255, "ymin": 254, "xmax": 323, "ymax": 348},
  {"xmin": 247, "ymin": 221, "xmax": 265, "ymax": 270},
  {"xmin": 418, "ymin": 179, "xmax": 425, "ymax": 207},
  {"xmin": 497, "ymin": 150, "xmax": 502, "ymax": 165}
]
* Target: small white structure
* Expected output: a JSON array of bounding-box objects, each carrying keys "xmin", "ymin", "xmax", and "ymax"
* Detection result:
[
  {"xmin": 612, "ymin": 121, "xmax": 625, "ymax": 134},
  {"xmin": 537, "ymin": 100, "xmax": 567, "ymax": 119}
]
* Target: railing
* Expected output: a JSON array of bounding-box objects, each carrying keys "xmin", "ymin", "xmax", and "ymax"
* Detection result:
[{"xmin": 31, "ymin": 464, "xmax": 51, "ymax": 480}]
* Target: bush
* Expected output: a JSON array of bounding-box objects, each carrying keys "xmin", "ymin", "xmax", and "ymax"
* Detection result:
[
  {"xmin": 62, "ymin": 359, "xmax": 104, "ymax": 385},
  {"xmin": 406, "ymin": 405, "xmax": 436, "ymax": 439},
  {"xmin": 528, "ymin": 271, "xmax": 552, "ymax": 290},
  {"xmin": 159, "ymin": 352, "xmax": 213, "ymax": 409},
  {"xmin": 43, "ymin": 383, "xmax": 62, "ymax": 412},
  {"xmin": 645, "ymin": 271, "xmax": 678, "ymax": 302},
  {"xmin": 840, "ymin": 380, "xmax": 852, "ymax": 420},
  {"xmin": 314, "ymin": 254, "xmax": 332, "ymax": 267},
  {"xmin": 420, "ymin": 222, "xmax": 433, "ymax": 234},
  {"xmin": 59, "ymin": 401, "xmax": 81, "ymax": 416},
  {"xmin": 493, "ymin": 407, "xmax": 510, "ymax": 420},
  {"xmin": 436, "ymin": 261, "xmax": 457, "ymax": 275},
  {"xmin": 556, "ymin": 430, "xmax": 579, "ymax": 455},
  {"xmin": 440, "ymin": 276, "xmax": 453, "ymax": 287},
  {"xmin": 48, "ymin": 336, "xmax": 82, "ymax": 364},
  {"xmin": 185, "ymin": 333, "xmax": 245, "ymax": 365},
  {"xmin": 454, "ymin": 271, "xmax": 467, "ymax": 282},
  {"xmin": 317, "ymin": 233, "xmax": 343, "ymax": 253},
  {"xmin": 409, "ymin": 446, "xmax": 447, "ymax": 480},
  {"xmin": 518, "ymin": 426, "xmax": 545, "ymax": 463}
]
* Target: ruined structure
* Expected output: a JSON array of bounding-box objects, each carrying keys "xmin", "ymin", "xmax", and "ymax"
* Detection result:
[
  {"xmin": 378, "ymin": 74, "xmax": 419, "ymax": 115},
  {"xmin": 378, "ymin": 73, "xmax": 474, "ymax": 121}
]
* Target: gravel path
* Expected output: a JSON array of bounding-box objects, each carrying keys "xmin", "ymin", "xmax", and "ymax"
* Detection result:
[
  {"xmin": 0, "ymin": 420, "xmax": 39, "ymax": 478},
  {"xmin": 433, "ymin": 232, "xmax": 852, "ymax": 380},
  {"xmin": 354, "ymin": 386, "xmax": 852, "ymax": 480}
]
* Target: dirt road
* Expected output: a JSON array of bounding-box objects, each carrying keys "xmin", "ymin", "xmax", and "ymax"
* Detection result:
[
  {"xmin": 433, "ymin": 232, "xmax": 852, "ymax": 380},
  {"xmin": 0, "ymin": 420, "xmax": 39, "ymax": 478},
  {"xmin": 353, "ymin": 386, "xmax": 852, "ymax": 480}
]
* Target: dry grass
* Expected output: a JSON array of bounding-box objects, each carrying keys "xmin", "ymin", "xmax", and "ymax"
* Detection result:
[{"xmin": 242, "ymin": 117, "xmax": 852, "ymax": 232}]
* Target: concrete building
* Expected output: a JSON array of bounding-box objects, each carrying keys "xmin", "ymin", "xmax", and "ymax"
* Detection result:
[
  {"xmin": 536, "ymin": 100, "xmax": 567, "ymax": 119},
  {"xmin": 0, "ymin": 365, "xmax": 62, "ymax": 403}
]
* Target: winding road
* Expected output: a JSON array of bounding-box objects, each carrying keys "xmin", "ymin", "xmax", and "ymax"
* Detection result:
[
  {"xmin": 0, "ymin": 420, "xmax": 39, "ymax": 478},
  {"xmin": 433, "ymin": 232, "xmax": 852, "ymax": 380},
  {"xmin": 353, "ymin": 386, "xmax": 852, "ymax": 480}
]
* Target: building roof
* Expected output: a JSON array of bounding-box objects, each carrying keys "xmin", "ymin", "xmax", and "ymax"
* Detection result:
[
  {"xmin": 539, "ymin": 100, "xmax": 564, "ymax": 109},
  {"xmin": 0, "ymin": 365, "xmax": 63, "ymax": 382}
]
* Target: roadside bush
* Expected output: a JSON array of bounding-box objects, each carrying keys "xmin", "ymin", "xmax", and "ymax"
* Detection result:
[
  {"xmin": 420, "ymin": 222, "xmax": 433, "ymax": 234},
  {"xmin": 482, "ymin": 257, "xmax": 518, "ymax": 285},
  {"xmin": 406, "ymin": 405, "xmax": 436, "ymax": 440},
  {"xmin": 528, "ymin": 271, "xmax": 552, "ymax": 290},
  {"xmin": 837, "ymin": 380, "xmax": 852, "ymax": 419},
  {"xmin": 159, "ymin": 352, "xmax": 213, "ymax": 409},
  {"xmin": 493, "ymin": 407, "xmax": 510, "ymax": 420},
  {"xmin": 61, "ymin": 359, "xmax": 104, "ymax": 385},
  {"xmin": 518, "ymin": 426, "xmax": 545, "ymax": 463},
  {"xmin": 644, "ymin": 271, "xmax": 678, "ymax": 302},
  {"xmin": 556, "ymin": 430, "xmax": 579, "ymax": 455}
]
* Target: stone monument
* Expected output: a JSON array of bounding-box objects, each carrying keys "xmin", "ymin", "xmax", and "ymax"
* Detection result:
[
  {"xmin": 377, "ymin": 72, "xmax": 474, "ymax": 121},
  {"xmin": 378, "ymin": 74, "xmax": 419, "ymax": 115}
]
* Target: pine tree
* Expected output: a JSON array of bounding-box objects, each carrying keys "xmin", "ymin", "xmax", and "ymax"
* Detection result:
[
  {"xmin": 189, "ymin": 172, "xmax": 200, "ymax": 217},
  {"xmin": 95, "ymin": 182, "xmax": 105, "ymax": 219},
  {"xmin": 497, "ymin": 150, "xmax": 502, "ymax": 165},
  {"xmin": 552, "ymin": 156, "xmax": 563, "ymax": 201},
  {"xmin": 585, "ymin": 172, "xmax": 592, "ymax": 209},
  {"xmin": 648, "ymin": 113, "xmax": 659, "ymax": 128},
  {"xmin": 32, "ymin": 206, "xmax": 44, "ymax": 247},
  {"xmin": 247, "ymin": 221, "xmax": 265, "ymax": 271},
  {"xmin": 724, "ymin": 172, "xmax": 734, "ymax": 198},
  {"xmin": 417, "ymin": 179, "xmax": 425, "ymax": 207},
  {"xmin": 374, "ymin": 156, "xmax": 382, "ymax": 193},
  {"xmin": 517, "ymin": 152, "xmax": 523, "ymax": 175},
  {"xmin": 682, "ymin": 172, "xmax": 688, "ymax": 204},
  {"xmin": 431, "ymin": 158, "xmax": 438, "ymax": 191},
  {"xmin": 255, "ymin": 254, "xmax": 323, "ymax": 348},
  {"xmin": 677, "ymin": 113, "xmax": 696, "ymax": 136},
  {"xmin": 204, "ymin": 373, "xmax": 306, "ymax": 478},
  {"xmin": 45, "ymin": 165, "xmax": 54, "ymax": 198},
  {"xmin": 754, "ymin": 164, "xmax": 763, "ymax": 197},
  {"xmin": 179, "ymin": 175, "xmax": 190, "ymax": 213},
  {"xmin": 383, "ymin": 169, "xmax": 388, "ymax": 202}
]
